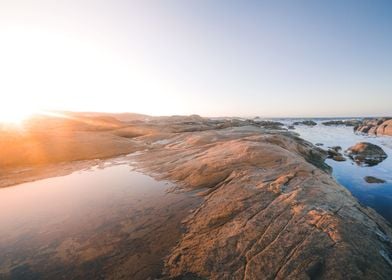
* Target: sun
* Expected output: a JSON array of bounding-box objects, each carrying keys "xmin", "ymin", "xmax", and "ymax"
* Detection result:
[{"xmin": 0, "ymin": 105, "xmax": 37, "ymax": 125}]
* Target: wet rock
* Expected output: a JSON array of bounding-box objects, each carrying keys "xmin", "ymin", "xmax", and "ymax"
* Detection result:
[
  {"xmin": 330, "ymin": 146, "xmax": 342, "ymax": 152},
  {"xmin": 327, "ymin": 149, "xmax": 340, "ymax": 157},
  {"xmin": 332, "ymin": 155, "xmax": 346, "ymax": 162},
  {"xmin": 315, "ymin": 143, "xmax": 324, "ymax": 146},
  {"xmin": 364, "ymin": 176, "xmax": 386, "ymax": 184},
  {"xmin": 345, "ymin": 142, "xmax": 388, "ymax": 166},
  {"xmin": 322, "ymin": 120, "xmax": 362, "ymax": 127},
  {"xmin": 327, "ymin": 147, "xmax": 346, "ymax": 161},
  {"xmin": 327, "ymin": 146, "xmax": 342, "ymax": 156},
  {"xmin": 288, "ymin": 125, "xmax": 295, "ymax": 130},
  {"xmin": 293, "ymin": 120, "xmax": 317, "ymax": 126}
]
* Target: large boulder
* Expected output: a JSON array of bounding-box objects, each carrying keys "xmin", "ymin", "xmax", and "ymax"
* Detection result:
[
  {"xmin": 345, "ymin": 142, "xmax": 388, "ymax": 166},
  {"xmin": 376, "ymin": 119, "xmax": 392, "ymax": 136},
  {"xmin": 354, "ymin": 118, "xmax": 392, "ymax": 136}
]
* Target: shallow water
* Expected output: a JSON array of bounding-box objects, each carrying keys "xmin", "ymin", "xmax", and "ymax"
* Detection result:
[
  {"xmin": 0, "ymin": 161, "xmax": 200, "ymax": 279},
  {"xmin": 291, "ymin": 121, "xmax": 392, "ymax": 224}
]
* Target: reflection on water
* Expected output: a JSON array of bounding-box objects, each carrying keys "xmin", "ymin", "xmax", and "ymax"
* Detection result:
[
  {"xmin": 0, "ymin": 162, "xmax": 201, "ymax": 279},
  {"xmin": 292, "ymin": 122, "xmax": 392, "ymax": 224}
]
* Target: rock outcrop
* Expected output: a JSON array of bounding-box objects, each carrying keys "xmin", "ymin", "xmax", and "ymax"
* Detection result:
[
  {"xmin": 345, "ymin": 142, "xmax": 388, "ymax": 166},
  {"xmin": 2, "ymin": 113, "xmax": 392, "ymax": 279},
  {"xmin": 322, "ymin": 120, "xmax": 361, "ymax": 127},
  {"xmin": 133, "ymin": 127, "xmax": 392, "ymax": 280},
  {"xmin": 293, "ymin": 120, "xmax": 317, "ymax": 126},
  {"xmin": 254, "ymin": 120, "xmax": 285, "ymax": 130},
  {"xmin": 354, "ymin": 118, "xmax": 392, "ymax": 136}
]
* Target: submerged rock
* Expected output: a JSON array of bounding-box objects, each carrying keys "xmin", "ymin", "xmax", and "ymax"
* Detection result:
[
  {"xmin": 346, "ymin": 142, "xmax": 388, "ymax": 166},
  {"xmin": 364, "ymin": 176, "xmax": 386, "ymax": 184}
]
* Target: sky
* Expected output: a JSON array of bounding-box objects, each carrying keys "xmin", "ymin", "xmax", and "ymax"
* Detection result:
[{"xmin": 0, "ymin": 0, "xmax": 391, "ymax": 118}]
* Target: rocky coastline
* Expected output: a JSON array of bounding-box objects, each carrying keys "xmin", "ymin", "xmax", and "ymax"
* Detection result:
[
  {"xmin": 354, "ymin": 118, "xmax": 392, "ymax": 136},
  {"xmin": 1, "ymin": 112, "xmax": 392, "ymax": 279}
]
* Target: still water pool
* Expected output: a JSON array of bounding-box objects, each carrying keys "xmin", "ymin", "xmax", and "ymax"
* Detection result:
[{"xmin": 0, "ymin": 161, "xmax": 200, "ymax": 279}]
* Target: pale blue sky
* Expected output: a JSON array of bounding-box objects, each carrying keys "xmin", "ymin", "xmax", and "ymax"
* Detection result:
[{"xmin": 0, "ymin": 0, "xmax": 391, "ymax": 117}]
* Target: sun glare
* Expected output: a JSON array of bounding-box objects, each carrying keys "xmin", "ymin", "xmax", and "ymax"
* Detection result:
[{"xmin": 0, "ymin": 106, "xmax": 37, "ymax": 125}]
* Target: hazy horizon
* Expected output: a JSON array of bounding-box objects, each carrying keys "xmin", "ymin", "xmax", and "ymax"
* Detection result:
[
  {"xmin": 34, "ymin": 109, "xmax": 392, "ymax": 120},
  {"xmin": 1, "ymin": 0, "xmax": 391, "ymax": 120}
]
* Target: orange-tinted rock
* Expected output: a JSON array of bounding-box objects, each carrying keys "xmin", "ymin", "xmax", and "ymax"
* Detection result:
[
  {"xmin": 134, "ymin": 128, "xmax": 392, "ymax": 280},
  {"xmin": 355, "ymin": 118, "xmax": 392, "ymax": 136},
  {"xmin": 346, "ymin": 142, "xmax": 388, "ymax": 166},
  {"xmin": 2, "ymin": 114, "xmax": 392, "ymax": 279}
]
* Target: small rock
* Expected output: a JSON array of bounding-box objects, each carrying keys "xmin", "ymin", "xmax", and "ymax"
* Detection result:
[
  {"xmin": 330, "ymin": 146, "xmax": 342, "ymax": 152},
  {"xmin": 293, "ymin": 120, "xmax": 317, "ymax": 126},
  {"xmin": 333, "ymin": 155, "xmax": 346, "ymax": 162},
  {"xmin": 364, "ymin": 176, "xmax": 386, "ymax": 184},
  {"xmin": 327, "ymin": 149, "xmax": 340, "ymax": 157},
  {"xmin": 315, "ymin": 143, "xmax": 324, "ymax": 146}
]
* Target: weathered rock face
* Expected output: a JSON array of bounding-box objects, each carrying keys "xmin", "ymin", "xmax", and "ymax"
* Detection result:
[
  {"xmin": 355, "ymin": 118, "xmax": 392, "ymax": 136},
  {"xmin": 378, "ymin": 119, "xmax": 392, "ymax": 136},
  {"xmin": 322, "ymin": 120, "xmax": 362, "ymax": 127},
  {"xmin": 133, "ymin": 128, "xmax": 392, "ymax": 280},
  {"xmin": 2, "ymin": 113, "xmax": 392, "ymax": 279},
  {"xmin": 345, "ymin": 142, "xmax": 388, "ymax": 166},
  {"xmin": 293, "ymin": 120, "xmax": 317, "ymax": 126}
]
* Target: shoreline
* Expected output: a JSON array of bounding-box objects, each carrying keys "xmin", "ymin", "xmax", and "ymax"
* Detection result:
[
  {"xmin": 1, "ymin": 113, "xmax": 392, "ymax": 279},
  {"xmin": 131, "ymin": 126, "xmax": 392, "ymax": 279}
]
